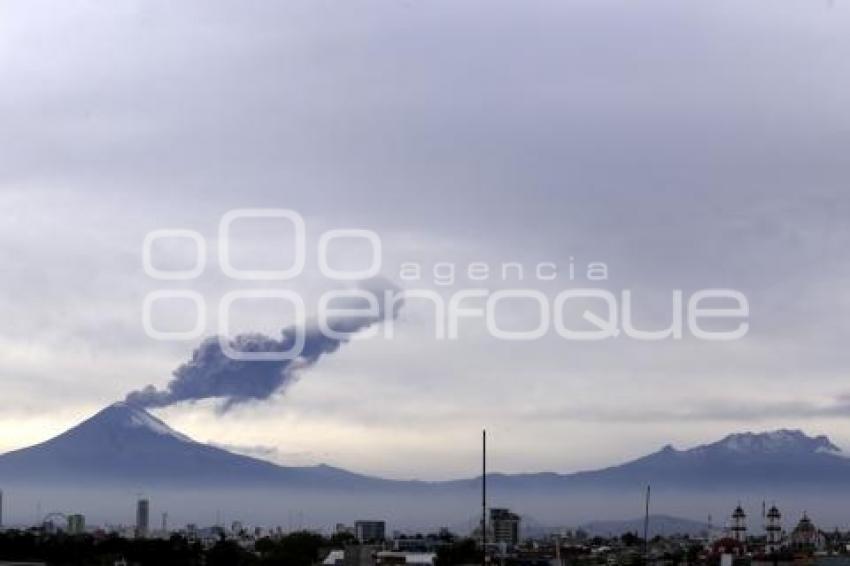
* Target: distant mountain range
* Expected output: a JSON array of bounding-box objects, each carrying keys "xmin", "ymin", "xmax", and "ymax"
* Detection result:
[
  {"xmin": 1, "ymin": 403, "xmax": 847, "ymax": 491},
  {"xmin": 1, "ymin": 403, "xmax": 847, "ymax": 528},
  {"xmin": 561, "ymin": 429, "xmax": 847, "ymax": 491}
]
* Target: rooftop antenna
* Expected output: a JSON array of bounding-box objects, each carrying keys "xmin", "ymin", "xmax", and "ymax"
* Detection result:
[
  {"xmin": 481, "ymin": 429, "xmax": 487, "ymax": 566},
  {"xmin": 643, "ymin": 485, "xmax": 651, "ymax": 562}
]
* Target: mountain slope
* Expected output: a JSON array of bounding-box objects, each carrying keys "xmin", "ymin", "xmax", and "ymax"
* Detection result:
[
  {"xmin": 431, "ymin": 428, "xmax": 850, "ymax": 494},
  {"xmin": 0, "ymin": 403, "xmax": 399, "ymax": 489},
  {"xmin": 561, "ymin": 429, "xmax": 850, "ymax": 490},
  {"xmin": 1, "ymin": 404, "xmax": 848, "ymax": 494}
]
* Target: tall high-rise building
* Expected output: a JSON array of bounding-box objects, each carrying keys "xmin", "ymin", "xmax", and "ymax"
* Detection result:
[
  {"xmin": 490, "ymin": 508, "xmax": 521, "ymax": 547},
  {"xmin": 136, "ymin": 498, "xmax": 150, "ymax": 538}
]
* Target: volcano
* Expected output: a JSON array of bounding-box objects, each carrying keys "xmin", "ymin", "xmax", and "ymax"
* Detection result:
[
  {"xmin": 0, "ymin": 402, "xmax": 384, "ymax": 489},
  {"xmin": 2, "ymin": 403, "xmax": 849, "ymax": 492}
]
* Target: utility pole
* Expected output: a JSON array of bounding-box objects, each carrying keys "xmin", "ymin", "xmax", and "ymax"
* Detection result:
[
  {"xmin": 643, "ymin": 485, "xmax": 651, "ymax": 564},
  {"xmin": 482, "ymin": 429, "xmax": 487, "ymax": 566}
]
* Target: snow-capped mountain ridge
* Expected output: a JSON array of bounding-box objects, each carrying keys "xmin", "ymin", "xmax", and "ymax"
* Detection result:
[
  {"xmin": 652, "ymin": 429, "xmax": 841, "ymax": 457},
  {"xmin": 699, "ymin": 429, "xmax": 840, "ymax": 455},
  {"xmin": 111, "ymin": 401, "xmax": 193, "ymax": 443}
]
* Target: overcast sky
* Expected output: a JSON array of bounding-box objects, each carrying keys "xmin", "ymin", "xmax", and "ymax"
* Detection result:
[{"xmin": 1, "ymin": 0, "xmax": 850, "ymax": 480}]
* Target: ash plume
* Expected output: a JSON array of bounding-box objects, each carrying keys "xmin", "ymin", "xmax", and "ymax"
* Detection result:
[{"xmin": 127, "ymin": 279, "xmax": 402, "ymax": 411}]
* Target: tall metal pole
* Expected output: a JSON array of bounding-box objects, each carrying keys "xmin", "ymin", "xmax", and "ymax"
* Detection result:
[
  {"xmin": 482, "ymin": 429, "xmax": 487, "ymax": 566},
  {"xmin": 643, "ymin": 485, "xmax": 651, "ymax": 564}
]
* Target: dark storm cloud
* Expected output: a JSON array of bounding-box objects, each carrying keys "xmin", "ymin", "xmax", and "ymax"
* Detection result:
[{"xmin": 126, "ymin": 279, "xmax": 402, "ymax": 410}]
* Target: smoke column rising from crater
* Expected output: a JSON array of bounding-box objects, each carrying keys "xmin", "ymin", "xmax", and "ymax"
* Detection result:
[{"xmin": 126, "ymin": 279, "xmax": 402, "ymax": 411}]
